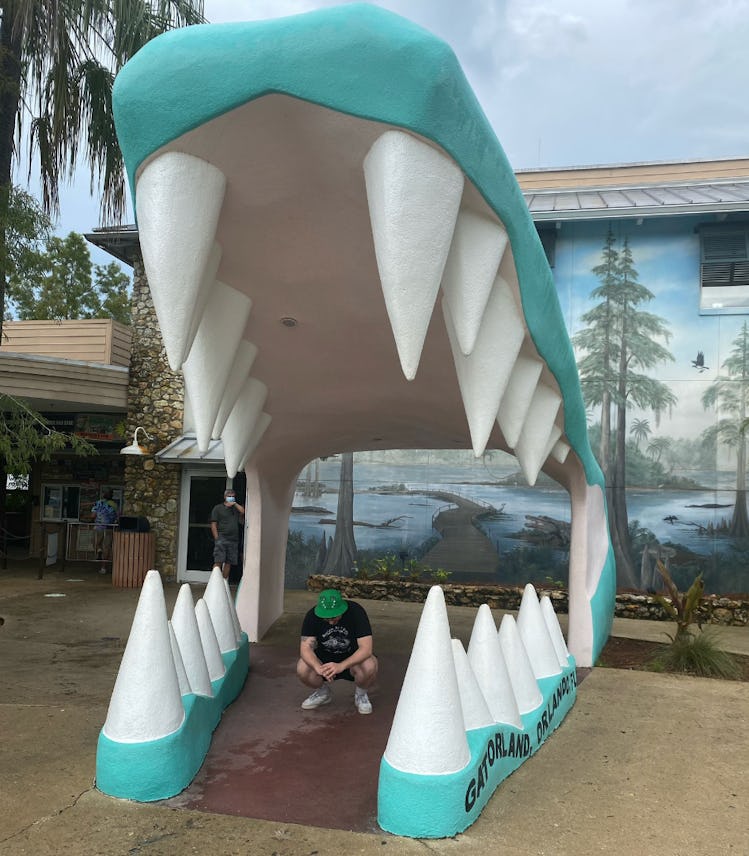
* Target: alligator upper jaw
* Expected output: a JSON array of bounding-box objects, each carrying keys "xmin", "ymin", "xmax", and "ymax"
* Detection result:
[{"xmin": 134, "ymin": 93, "xmax": 569, "ymax": 482}]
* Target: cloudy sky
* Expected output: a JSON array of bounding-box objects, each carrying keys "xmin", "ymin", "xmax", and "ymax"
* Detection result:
[{"xmin": 26, "ymin": 0, "xmax": 749, "ymax": 249}]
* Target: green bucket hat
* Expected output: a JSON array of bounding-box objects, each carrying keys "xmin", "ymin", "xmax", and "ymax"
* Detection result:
[{"xmin": 315, "ymin": 588, "xmax": 348, "ymax": 618}]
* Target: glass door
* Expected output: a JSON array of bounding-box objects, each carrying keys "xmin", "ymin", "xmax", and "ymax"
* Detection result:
[{"xmin": 178, "ymin": 468, "xmax": 246, "ymax": 584}]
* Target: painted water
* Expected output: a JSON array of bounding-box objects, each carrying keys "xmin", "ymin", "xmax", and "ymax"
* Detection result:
[{"xmin": 289, "ymin": 457, "xmax": 749, "ymax": 594}]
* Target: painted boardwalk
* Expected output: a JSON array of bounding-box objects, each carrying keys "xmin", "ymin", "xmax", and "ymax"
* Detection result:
[{"xmin": 421, "ymin": 491, "xmax": 499, "ymax": 575}]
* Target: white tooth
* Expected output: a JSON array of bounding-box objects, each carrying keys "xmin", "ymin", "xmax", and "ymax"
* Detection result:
[
  {"xmin": 204, "ymin": 567, "xmax": 239, "ymax": 653},
  {"xmin": 221, "ymin": 377, "xmax": 268, "ymax": 479},
  {"xmin": 568, "ymin": 482, "xmax": 610, "ymax": 666},
  {"xmin": 135, "ymin": 152, "xmax": 226, "ymax": 370},
  {"xmin": 443, "ymin": 276, "xmax": 525, "ymax": 457},
  {"xmin": 364, "ymin": 130, "xmax": 464, "ymax": 380},
  {"xmin": 223, "ymin": 577, "xmax": 244, "ymax": 643},
  {"xmin": 237, "ymin": 412, "xmax": 272, "ymax": 472},
  {"xmin": 517, "ymin": 584, "xmax": 562, "ymax": 679},
  {"xmin": 184, "ymin": 243, "xmax": 221, "ymax": 358},
  {"xmin": 384, "ymin": 587, "xmax": 470, "ymax": 774},
  {"xmin": 195, "ymin": 598, "xmax": 226, "ymax": 682},
  {"xmin": 213, "ymin": 341, "xmax": 258, "ymax": 438},
  {"xmin": 168, "ymin": 621, "xmax": 192, "ymax": 696},
  {"xmin": 497, "ymin": 614, "xmax": 543, "ymax": 713},
  {"xmin": 171, "ymin": 584, "xmax": 213, "ymax": 697},
  {"xmin": 183, "ymin": 282, "xmax": 253, "ymax": 452},
  {"xmin": 441, "ymin": 210, "xmax": 508, "ymax": 356},
  {"xmin": 514, "ymin": 385, "xmax": 561, "ymax": 485},
  {"xmin": 467, "ymin": 604, "xmax": 522, "ymax": 727},
  {"xmin": 541, "ymin": 424, "xmax": 563, "ymax": 465},
  {"xmin": 540, "ymin": 595, "xmax": 571, "ymax": 668},
  {"xmin": 551, "ymin": 439, "xmax": 570, "ymax": 464},
  {"xmin": 496, "ymin": 354, "xmax": 544, "ymax": 449},
  {"xmin": 103, "ymin": 571, "xmax": 184, "ymax": 741},
  {"xmin": 451, "ymin": 638, "xmax": 493, "ymax": 731}
]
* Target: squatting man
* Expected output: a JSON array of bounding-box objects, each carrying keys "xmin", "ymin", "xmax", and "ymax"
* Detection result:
[{"xmin": 297, "ymin": 588, "xmax": 379, "ymax": 714}]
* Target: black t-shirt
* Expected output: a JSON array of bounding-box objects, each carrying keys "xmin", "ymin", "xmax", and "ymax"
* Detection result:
[
  {"xmin": 301, "ymin": 600, "xmax": 373, "ymax": 663},
  {"xmin": 210, "ymin": 503, "xmax": 242, "ymax": 541}
]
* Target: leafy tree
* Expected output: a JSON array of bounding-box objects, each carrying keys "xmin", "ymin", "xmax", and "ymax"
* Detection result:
[
  {"xmin": 630, "ymin": 418, "xmax": 651, "ymax": 449},
  {"xmin": 2, "ymin": 185, "xmax": 50, "ymax": 320},
  {"xmin": 7, "ymin": 231, "xmax": 131, "ymax": 322},
  {"xmin": 646, "ymin": 436, "xmax": 671, "ymax": 463},
  {"xmin": 701, "ymin": 322, "xmax": 749, "ymax": 537},
  {"xmin": 95, "ymin": 261, "xmax": 132, "ymax": 325},
  {"xmin": 0, "ymin": 0, "xmax": 206, "ymax": 336},
  {"xmin": 574, "ymin": 228, "xmax": 619, "ymax": 480},
  {"xmin": 574, "ymin": 232, "xmax": 676, "ymax": 587}
]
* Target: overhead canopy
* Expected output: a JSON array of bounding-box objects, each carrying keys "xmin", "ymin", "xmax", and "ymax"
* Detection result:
[{"xmin": 155, "ymin": 434, "xmax": 224, "ymax": 464}]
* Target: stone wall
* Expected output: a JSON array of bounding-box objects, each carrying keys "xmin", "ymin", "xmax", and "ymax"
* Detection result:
[
  {"xmin": 307, "ymin": 574, "xmax": 749, "ymax": 627},
  {"xmin": 123, "ymin": 257, "xmax": 184, "ymax": 579}
]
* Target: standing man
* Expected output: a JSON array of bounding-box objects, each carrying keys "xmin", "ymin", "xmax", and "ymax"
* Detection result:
[
  {"xmin": 297, "ymin": 588, "xmax": 378, "ymax": 714},
  {"xmin": 210, "ymin": 488, "xmax": 245, "ymax": 580},
  {"xmin": 91, "ymin": 488, "xmax": 118, "ymax": 575}
]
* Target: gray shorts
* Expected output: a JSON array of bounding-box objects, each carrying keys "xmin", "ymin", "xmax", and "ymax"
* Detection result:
[{"xmin": 213, "ymin": 538, "xmax": 238, "ymax": 566}]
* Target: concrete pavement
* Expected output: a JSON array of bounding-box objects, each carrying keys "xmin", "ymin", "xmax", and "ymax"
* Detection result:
[{"xmin": 1, "ymin": 561, "xmax": 747, "ymax": 855}]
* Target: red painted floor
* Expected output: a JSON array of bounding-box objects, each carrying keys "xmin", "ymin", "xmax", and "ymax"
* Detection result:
[{"xmin": 165, "ymin": 643, "xmax": 409, "ymax": 833}]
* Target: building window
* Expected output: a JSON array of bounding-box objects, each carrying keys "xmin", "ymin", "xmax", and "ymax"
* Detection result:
[
  {"xmin": 42, "ymin": 484, "xmax": 81, "ymax": 521},
  {"xmin": 698, "ymin": 224, "xmax": 749, "ymax": 313}
]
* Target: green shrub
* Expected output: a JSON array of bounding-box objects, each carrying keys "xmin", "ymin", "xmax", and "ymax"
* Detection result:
[{"xmin": 648, "ymin": 629, "xmax": 741, "ymax": 680}]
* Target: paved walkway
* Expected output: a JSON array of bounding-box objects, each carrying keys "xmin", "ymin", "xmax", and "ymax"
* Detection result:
[{"xmin": 1, "ymin": 561, "xmax": 748, "ymax": 855}]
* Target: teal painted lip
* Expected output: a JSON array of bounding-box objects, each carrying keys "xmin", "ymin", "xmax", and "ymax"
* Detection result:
[
  {"xmin": 112, "ymin": 3, "xmax": 611, "ymax": 619},
  {"xmin": 378, "ymin": 663, "xmax": 578, "ymax": 838}
]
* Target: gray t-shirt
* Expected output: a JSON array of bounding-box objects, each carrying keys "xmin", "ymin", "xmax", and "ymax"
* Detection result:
[{"xmin": 210, "ymin": 503, "xmax": 242, "ymax": 541}]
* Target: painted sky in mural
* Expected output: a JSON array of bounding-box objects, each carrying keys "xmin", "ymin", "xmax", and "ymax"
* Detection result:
[{"xmin": 557, "ymin": 217, "xmax": 746, "ymax": 471}]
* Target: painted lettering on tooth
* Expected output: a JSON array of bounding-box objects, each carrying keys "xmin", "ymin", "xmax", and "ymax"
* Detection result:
[
  {"xmin": 464, "ymin": 729, "xmax": 532, "ymax": 812},
  {"xmin": 536, "ymin": 672, "xmax": 577, "ymax": 745}
]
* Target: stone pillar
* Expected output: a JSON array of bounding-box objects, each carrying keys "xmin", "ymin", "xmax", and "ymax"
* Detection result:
[{"xmin": 124, "ymin": 256, "xmax": 184, "ymax": 580}]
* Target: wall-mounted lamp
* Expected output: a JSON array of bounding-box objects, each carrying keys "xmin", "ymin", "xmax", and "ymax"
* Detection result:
[{"xmin": 120, "ymin": 426, "xmax": 153, "ymax": 456}]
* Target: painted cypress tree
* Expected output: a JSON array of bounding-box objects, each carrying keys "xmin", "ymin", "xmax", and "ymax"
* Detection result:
[
  {"xmin": 701, "ymin": 321, "xmax": 749, "ymax": 537},
  {"xmin": 322, "ymin": 452, "xmax": 358, "ymax": 576},
  {"xmin": 574, "ymin": 233, "xmax": 676, "ymax": 587}
]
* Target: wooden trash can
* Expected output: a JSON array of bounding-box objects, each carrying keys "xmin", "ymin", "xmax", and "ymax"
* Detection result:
[{"xmin": 112, "ymin": 531, "xmax": 156, "ymax": 588}]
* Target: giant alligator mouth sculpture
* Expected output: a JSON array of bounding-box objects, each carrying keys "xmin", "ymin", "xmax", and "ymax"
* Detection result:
[{"xmin": 101, "ymin": 2, "xmax": 615, "ymax": 836}]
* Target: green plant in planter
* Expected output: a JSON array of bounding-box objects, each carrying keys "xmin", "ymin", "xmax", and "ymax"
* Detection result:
[
  {"xmin": 650, "ymin": 560, "xmax": 740, "ymax": 679},
  {"xmin": 373, "ymin": 553, "xmax": 401, "ymax": 580},
  {"xmin": 653, "ymin": 559, "xmax": 704, "ymax": 641},
  {"xmin": 404, "ymin": 558, "xmax": 427, "ymax": 582},
  {"xmin": 431, "ymin": 568, "xmax": 451, "ymax": 584}
]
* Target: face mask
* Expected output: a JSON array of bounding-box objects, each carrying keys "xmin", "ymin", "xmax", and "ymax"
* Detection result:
[{"xmin": 226, "ymin": 497, "xmax": 236, "ymax": 504}]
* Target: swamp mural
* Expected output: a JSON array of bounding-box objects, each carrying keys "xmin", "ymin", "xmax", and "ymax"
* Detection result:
[{"xmin": 285, "ymin": 215, "xmax": 749, "ymax": 597}]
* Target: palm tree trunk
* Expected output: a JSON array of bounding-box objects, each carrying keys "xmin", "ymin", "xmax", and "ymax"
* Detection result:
[
  {"xmin": 0, "ymin": 0, "xmax": 23, "ymax": 338},
  {"xmin": 322, "ymin": 452, "xmax": 357, "ymax": 576}
]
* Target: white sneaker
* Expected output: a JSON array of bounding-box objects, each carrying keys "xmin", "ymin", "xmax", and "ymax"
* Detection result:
[
  {"xmin": 354, "ymin": 688, "xmax": 372, "ymax": 715},
  {"xmin": 99, "ymin": 567, "xmax": 107, "ymax": 575},
  {"xmin": 301, "ymin": 684, "xmax": 332, "ymax": 710}
]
